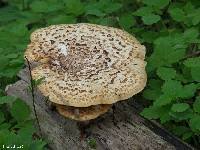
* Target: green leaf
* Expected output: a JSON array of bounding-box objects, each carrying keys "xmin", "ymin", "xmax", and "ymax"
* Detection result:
[
  {"xmin": 11, "ymin": 99, "xmax": 30, "ymax": 122},
  {"xmin": 147, "ymin": 36, "xmax": 186, "ymax": 71},
  {"xmin": 141, "ymin": 106, "xmax": 160, "ymax": 119},
  {"xmin": 143, "ymin": 0, "xmax": 170, "ymax": 8},
  {"xmin": 169, "ymin": 108, "xmax": 193, "ymax": 121},
  {"xmin": 157, "ymin": 67, "xmax": 176, "ymax": 80},
  {"xmin": 17, "ymin": 124, "xmax": 36, "ymax": 143},
  {"xmin": 168, "ymin": 7, "xmax": 185, "ymax": 22},
  {"xmin": 118, "ymin": 14, "xmax": 135, "ymax": 30},
  {"xmin": 0, "ymin": 112, "xmax": 5, "ymax": 124},
  {"xmin": 191, "ymin": 67, "xmax": 200, "ymax": 82},
  {"xmin": 183, "ymin": 28, "xmax": 199, "ymax": 43},
  {"xmin": 193, "ymin": 96, "xmax": 200, "ymax": 113},
  {"xmin": 172, "ymin": 126, "xmax": 190, "ymax": 136},
  {"xmin": 189, "ymin": 114, "xmax": 200, "ymax": 132},
  {"xmin": 87, "ymin": 138, "xmax": 97, "ymax": 149},
  {"xmin": 182, "ymin": 132, "xmax": 193, "ymax": 140},
  {"xmin": 142, "ymin": 14, "xmax": 161, "ymax": 25},
  {"xmin": 98, "ymin": 0, "xmax": 122, "ymax": 13},
  {"xmin": 141, "ymin": 105, "xmax": 166, "ymax": 119},
  {"xmin": 171, "ymin": 103, "xmax": 190, "ymax": 112},
  {"xmin": 153, "ymin": 94, "xmax": 172, "ymax": 106},
  {"xmin": 162, "ymin": 80, "xmax": 182, "ymax": 98},
  {"xmin": 30, "ymin": 1, "xmax": 49, "ymax": 13},
  {"xmin": 0, "ymin": 96, "xmax": 16, "ymax": 105},
  {"xmin": 85, "ymin": 7, "xmax": 105, "ymax": 17},
  {"xmin": 103, "ymin": 2, "xmax": 122, "ymax": 13},
  {"xmin": 184, "ymin": 57, "xmax": 200, "ymax": 67},
  {"xmin": 141, "ymin": 31, "xmax": 159, "ymax": 43},
  {"xmin": 64, "ymin": 0, "xmax": 85, "ymax": 16},
  {"xmin": 143, "ymin": 88, "xmax": 162, "ymax": 101},
  {"xmin": 133, "ymin": 7, "xmax": 153, "ymax": 16},
  {"xmin": 29, "ymin": 140, "xmax": 47, "ymax": 150},
  {"xmin": 172, "ymin": 126, "xmax": 193, "ymax": 140},
  {"xmin": 148, "ymin": 79, "xmax": 163, "ymax": 89},
  {"xmin": 47, "ymin": 15, "xmax": 76, "ymax": 25},
  {"xmin": 180, "ymin": 83, "xmax": 197, "ymax": 98}
]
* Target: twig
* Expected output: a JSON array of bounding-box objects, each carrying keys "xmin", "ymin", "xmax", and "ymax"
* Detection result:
[{"xmin": 25, "ymin": 56, "xmax": 42, "ymax": 136}]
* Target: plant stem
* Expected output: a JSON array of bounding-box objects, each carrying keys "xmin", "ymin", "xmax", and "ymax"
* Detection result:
[{"xmin": 25, "ymin": 56, "xmax": 42, "ymax": 136}]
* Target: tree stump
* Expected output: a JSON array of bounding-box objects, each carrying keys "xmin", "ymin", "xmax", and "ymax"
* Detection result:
[{"xmin": 5, "ymin": 68, "xmax": 194, "ymax": 150}]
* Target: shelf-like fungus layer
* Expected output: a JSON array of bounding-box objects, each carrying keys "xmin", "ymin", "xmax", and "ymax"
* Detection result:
[
  {"xmin": 25, "ymin": 23, "xmax": 147, "ymax": 108},
  {"xmin": 55, "ymin": 104, "xmax": 111, "ymax": 121}
]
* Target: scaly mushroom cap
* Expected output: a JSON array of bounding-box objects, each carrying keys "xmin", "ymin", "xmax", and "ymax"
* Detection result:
[
  {"xmin": 26, "ymin": 23, "xmax": 147, "ymax": 107},
  {"xmin": 55, "ymin": 104, "xmax": 111, "ymax": 121}
]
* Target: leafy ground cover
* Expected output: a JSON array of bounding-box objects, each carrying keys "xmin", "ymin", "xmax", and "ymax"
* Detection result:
[{"xmin": 0, "ymin": 0, "xmax": 200, "ymax": 149}]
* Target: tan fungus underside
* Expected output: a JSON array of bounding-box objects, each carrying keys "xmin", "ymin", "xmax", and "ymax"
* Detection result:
[{"xmin": 55, "ymin": 104, "xmax": 112, "ymax": 121}]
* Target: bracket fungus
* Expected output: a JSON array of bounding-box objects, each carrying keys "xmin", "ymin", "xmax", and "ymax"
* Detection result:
[{"xmin": 25, "ymin": 23, "xmax": 147, "ymax": 121}]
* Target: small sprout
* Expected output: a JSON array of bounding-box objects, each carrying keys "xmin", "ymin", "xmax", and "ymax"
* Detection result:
[
  {"xmin": 27, "ymin": 77, "xmax": 45, "ymax": 92},
  {"xmin": 87, "ymin": 138, "xmax": 97, "ymax": 149}
]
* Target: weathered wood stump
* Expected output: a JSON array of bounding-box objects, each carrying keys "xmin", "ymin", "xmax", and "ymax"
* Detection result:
[{"xmin": 5, "ymin": 68, "xmax": 194, "ymax": 150}]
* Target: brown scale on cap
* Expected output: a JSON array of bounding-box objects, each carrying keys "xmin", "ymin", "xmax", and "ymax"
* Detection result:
[{"xmin": 25, "ymin": 23, "xmax": 147, "ymax": 108}]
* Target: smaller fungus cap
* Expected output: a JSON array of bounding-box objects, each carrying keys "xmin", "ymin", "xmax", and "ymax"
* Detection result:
[
  {"xmin": 55, "ymin": 104, "xmax": 111, "ymax": 121},
  {"xmin": 25, "ymin": 23, "xmax": 147, "ymax": 107}
]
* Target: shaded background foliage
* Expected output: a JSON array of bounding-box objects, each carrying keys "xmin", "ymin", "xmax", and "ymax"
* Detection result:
[{"xmin": 0, "ymin": 0, "xmax": 200, "ymax": 149}]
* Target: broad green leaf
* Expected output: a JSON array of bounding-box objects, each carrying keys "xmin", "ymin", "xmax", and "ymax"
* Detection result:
[
  {"xmin": 0, "ymin": 6, "xmax": 22, "ymax": 23},
  {"xmin": 0, "ymin": 123, "xmax": 11, "ymax": 130},
  {"xmin": 193, "ymin": 96, "xmax": 200, "ymax": 113},
  {"xmin": 169, "ymin": 108, "xmax": 193, "ymax": 121},
  {"xmin": 64, "ymin": 0, "xmax": 85, "ymax": 16},
  {"xmin": 98, "ymin": 0, "xmax": 122, "ymax": 13},
  {"xmin": 141, "ymin": 31, "xmax": 159, "ymax": 43},
  {"xmin": 47, "ymin": 15, "xmax": 76, "ymax": 25},
  {"xmin": 153, "ymin": 94, "xmax": 172, "ymax": 106},
  {"xmin": 157, "ymin": 67, "xmax": 176, "ymax": 80},
  {"xmin": 162, "ymin": 80, "xmax": 182, "ymax": 98},
  {"xmin": 168, "ymin": 7, "xmax": 185, "ymax": 22},
  {"xmin": 143, "ymin": 88, "xmax": 162, "ymax": 101},
  {"xmin": 0, "ymin": 112, "xmax": 5, "ymax": 124},
  {"xmin": 103, "ymin": 3, "xmax": 122, "ymax": 13},
  {"xmin": 119, "ymin": 14, "xmax": 135, "ymax": 30},
  {"xmin": 141, "ymin": 106, "xmax": 161, "ymax": 119},
  {"xmin": 160, "ymin": 111, "xmax": 171, "ymax": 124},
  {"xmin": 171, "ymin": 103, "xmax": 190, "ymax": 112},
  {"xmin": 182, "ymin": 132, "xmax": 193, "ymax": 140},
  {"xmin": 29, "ymin": 140, "xmax": 47, "ymax": 150},
  {"xmin": 133, "ymin": 7, "xmax": 153, "ymax": 16},
  {"xmin": 172, "ymin": 126, "xmax": 190, "ymax": 136},
  {"xmin": 184, "ymin": 57, "xmax": 200, "ymax": 67},
  {"xmin": 183, "ymin": 28, "xmax": 199, "ymax": 43},
  {"xmin": 189, "ymin": 115, "xmax": 200, "ymax": 132},
  {"xmin": 30, "ymin": 1, "xmax": 49, "ymax": 13},
  {"xmin": 148, "ymin": 79, "xmax": 163, "ymax": 89},
  {"xmin": 0, "ymin": 56, "xmax": 9, "ymax": 69},
  {"xmin": 141, "ymin": 105, "xmax": 169, "ymax": 119},
  {"xmin": 172, "ymin": 126, "xmax": 193, "ymax": 140},
  {"xmin": 191, "ymin": 67, "xmax": 200, "ymax": 82},
  {"xmin": 143, "ymin": 0, "xmax": 170, "ymax": 9},
  {"xmin": 0, "ymin": 96, "xmax": 16, "ymax": 105},
  {"xmin": 142, "ymin": 14, "xmax": 161, "ymax": 25},
  {"xmin": 17, "ymin": 124, "xmax": 36, "ymax": 143},
  {"xmin": 85, "ymin": 7, "xmax": 105, "ymax": 17},
  {"xmin": 147, "ymin": 36, "xmax": 186, "ymax": 71},
  {"xmin": 11, "ymin": 99, "xmax": 30, "ymax": 122},
  {"xmin": 180, "ymin": 83, "xmax": 197, "ymax": 98}
]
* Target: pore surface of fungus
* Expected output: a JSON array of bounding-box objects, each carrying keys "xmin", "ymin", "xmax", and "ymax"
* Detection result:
[{"xmin": 25, "ymin": 23, "xmax": 147, "ymax": 108}]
